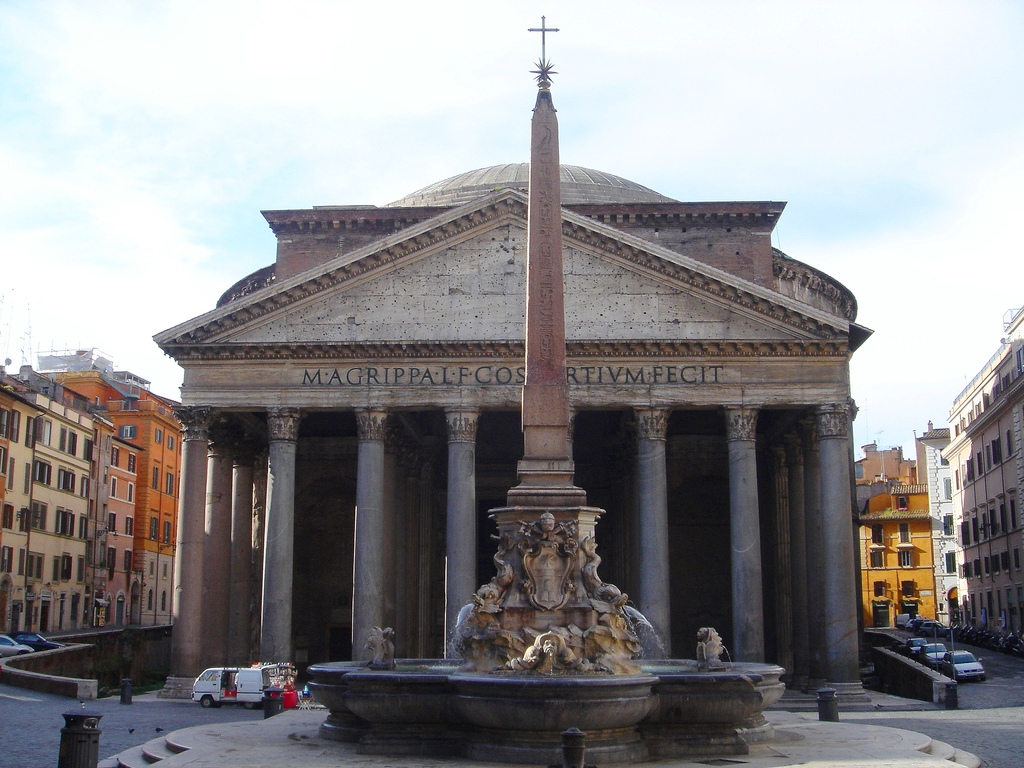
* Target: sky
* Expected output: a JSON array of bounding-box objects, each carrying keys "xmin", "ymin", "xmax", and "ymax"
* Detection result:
[{"xmin": 1, "ymin": 0, "xmax": 1022, "ymax": 456}]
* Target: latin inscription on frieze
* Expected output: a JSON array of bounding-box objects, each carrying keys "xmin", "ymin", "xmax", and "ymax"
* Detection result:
[{"xmin": 301, "ymin": 364, "xmax": 724, "ymax": 387}]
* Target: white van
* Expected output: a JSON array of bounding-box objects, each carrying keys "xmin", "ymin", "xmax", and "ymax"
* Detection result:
[{"xmin": 192, "ymin": 663, "xmax": 295, "ymax": 708}]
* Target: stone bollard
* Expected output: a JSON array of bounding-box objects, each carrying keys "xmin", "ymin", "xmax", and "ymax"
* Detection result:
[
  {"xmin": 120, "ymin": 678, "xmax": 133, "ymax": 705},
  {"xmin": 263, "ymin": 685, "xmax": 284, "ymax": 718},
  {"xmin": 944, "ymin": 680, "xmax": 958, "ymax": 710},
  {"xmin": 561, "ymin": 727, "xmax": 586, "ymax": 768},
  {"xmin": 57, "ymin": 712, "xmax": 103, "ymax": 768},
  {"xmin": 816, "ymin": 687, "xmax": 839, "ymax": 722}
]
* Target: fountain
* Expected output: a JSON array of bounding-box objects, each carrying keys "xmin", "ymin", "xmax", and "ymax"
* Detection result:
[{"xmin": 308, "ymin": 44, "xmax": 785, "ymax": 764}]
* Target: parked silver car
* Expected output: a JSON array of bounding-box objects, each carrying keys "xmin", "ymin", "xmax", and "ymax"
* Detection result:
[
  {"xmin": 939, "ymin": 650, "xmax": 986, "ymax": 682},
  {"xmin": 0, "ymin": 634, "xmax": 34, "ymax": 657}
]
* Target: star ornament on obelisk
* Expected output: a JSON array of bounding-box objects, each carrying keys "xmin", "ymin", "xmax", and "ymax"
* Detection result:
[{"xmin": 508, "ymin": 20, "xmax": 586, "ymax": 509}]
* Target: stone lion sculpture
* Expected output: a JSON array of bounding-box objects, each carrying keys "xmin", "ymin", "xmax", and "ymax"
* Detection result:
[
  {"xmin": 367, "ymin": 626, "xmax": 396, "ymax": 670},
  {"xmin": 696, "ymin": 626, "xmax": 726, "ymax": 667}
]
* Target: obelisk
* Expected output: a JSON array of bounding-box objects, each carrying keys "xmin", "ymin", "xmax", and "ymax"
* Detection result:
[{"xmin": 507, "ymin": 60, "xmax": 586, "ymax": 509}]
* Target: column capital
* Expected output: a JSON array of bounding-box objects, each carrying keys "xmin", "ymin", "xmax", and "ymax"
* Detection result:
[
  {"xmin": 174, "ymin": 406, "xmax": 212, "ymax": 442},
  {"xmin": 444, "ymin": 408, "xmax": 479, "ymax": 443},
  {"xmin": 724, "ymin": 406, "xmax": 759, "ymax": 442},
  {"xmin": 635, "ymin": 406, "xmax": 671, "ymax": 441},
  {"xmin": 267, "ymin": 407, "xmax": 302, "ymax": 442},
  {"xmin": 798, "ymin": 416, "xmax": 819, "ymax": 452},
  {"xmin": 816, "ymin": 403, "xmax": 851, "ymax": 439},
  {"xmin": 355, "ymin": 407, "xmax": 390, "ymax": 441},
  {"xmin": 784, "ymin": 433, "xmax": 804, "ymax": 467},
  {"xmin": 771, "ymin": 443, "xmax": 787, "ymax": 474}
]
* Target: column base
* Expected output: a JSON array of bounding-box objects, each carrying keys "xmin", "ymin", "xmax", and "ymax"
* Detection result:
[
  {"xmin": 158, "ymin": 677, "xmax": 195, "ymax": 699},
  {"xmin": 824, "ymin": 680, "xmax": 871, "ymax": 703}
]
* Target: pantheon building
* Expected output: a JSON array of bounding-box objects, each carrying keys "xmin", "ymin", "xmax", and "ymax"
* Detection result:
[{"xmin": 157, "ymin": 163, "xmax": 870, "ymax": 693}]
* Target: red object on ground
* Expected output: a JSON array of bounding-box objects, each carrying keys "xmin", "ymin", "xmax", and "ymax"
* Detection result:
[{"xmin": 282, "ymin": 688, "xmax": 298, "ymax": 709}]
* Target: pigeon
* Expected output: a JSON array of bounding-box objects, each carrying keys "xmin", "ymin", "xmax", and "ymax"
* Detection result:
[
  {"xmin": 128, "ymin": 728, "xmax": 135, "ymax": 734},
  {"xmin": 155, "ymin": 727, "xmax": 164, "ymax": 733}
]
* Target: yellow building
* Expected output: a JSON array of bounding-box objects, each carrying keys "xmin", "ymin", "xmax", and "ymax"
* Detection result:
[{"xmin": 858, "ymin": 483, "xmax": 937, "ymax": 627}]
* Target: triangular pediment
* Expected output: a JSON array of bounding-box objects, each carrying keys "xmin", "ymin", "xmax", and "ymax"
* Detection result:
[{"xmin": 155, "ymin": 189, "xmax": 849, "ymax": 358}]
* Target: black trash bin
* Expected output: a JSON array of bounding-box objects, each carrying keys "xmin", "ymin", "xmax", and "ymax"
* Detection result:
[
  {"xmin": 120, "ymin": 678, "xmax": 133, "ymax": 705},
  {"xmin": 263, "ymin": 685, "xmax": 284, "ymax": 718},
  {"xmin": 58, "ymin": 712, "xmax": 103, "ymax": 768}
]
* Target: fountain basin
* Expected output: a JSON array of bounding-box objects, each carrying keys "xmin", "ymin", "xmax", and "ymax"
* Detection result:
[{"xmin": 308, "ymin": 659, "xmax": 785, "ymax": 763}]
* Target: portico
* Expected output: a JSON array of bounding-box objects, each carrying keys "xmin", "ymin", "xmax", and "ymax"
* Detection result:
[{"xmin": 156, "ymin": 165, "xmax": 869, "ymax": 693}]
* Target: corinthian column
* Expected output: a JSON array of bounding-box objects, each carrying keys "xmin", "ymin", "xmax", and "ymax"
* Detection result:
[
  {"xmin": 228, "ymin": 447, "xmax": 255, "ymax": 665},
  {"xmin": 817, "ymin": 402, "xmax": 861, "ymax": 689},
  {"xmin": 169, "ymin": 406, "xmax": 211, "ymax": 680},
  {"xmin": 785, "ymin": 432, "xmax": 810, "ymax": 689},
  {"xmin": 202, "ymin": 442, "xmax": 233, "ymax": 665},
  {"xmin": 260, "ymin": 407, "xmax": 301, "ymax": 662},
  {"xmin": 725, "ymin": 406, "xmax": 764, "ymax": 662},
  {"xmin": 352, "ymin": 407, "xmax": 389, "ymax": 660},
  {"xmin": 800, "ymin": 416, "xmax": 826, "ymax": 688},
  {"xmin": 444, "ymin": 408, "xmax": 479, "ymax": 653},
  {"xmin": 634, "ymin": 406, "xmax": 672, "ymax": 652}
]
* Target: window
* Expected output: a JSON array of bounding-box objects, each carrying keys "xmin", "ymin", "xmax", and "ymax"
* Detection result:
[
  {"xmin": 946, "ymin": 551, "xmax": 957, "ymax": 574},
  {"xmin": 147, "ymin": 589, "xmax": 154, "ymax": 610},
  {"xmin": 0, "ymin": 546, "xmax": 12, "ymax": 573},
  {"xmin": 0, "ymin": 408, "xmax": 7, "ymax": 438},
  {"xmin": 108, "ymin": 512, "xmax": 117, "ymax": 532},
  {"xmin": 55, "ymin": 509, "xmax": 75, "ymax": 536},
  {"xmin": 67, "ymin": 430, "xmax": 78, "ymax": 456},
  {"xmin": 165, "ymin": 472, "xmax": 175, "ymax": 495},
  {"xmin": 901, "ymin": 580, "xmax": 916, "ymax": 596},
  {"xmin": 33, "ymin": 460, "xmax": 52, "ymax": 485},
  {"xmin": 154, "ymin": 427, "xmax": 163, "ymax": 444},
  {"xmin": 152, "ymin": 465, "xmax": 159, "ymax": 489},
  {"xmin": 964, "ymin": 561, "xmax": 973, "ymax": 578},
  {"xmin": 83, "ymin": 438, "xmax": 93, "ymax": 461},
  {"xmin": 150, "ymin": 517, "xmax": 158, "ymax": 540},
  {"xmin": 993, "ymin": 554, "xmax": 1001, "ymax": 574},
  {"xmin": 52, "ymin": 556, "xmax": 60, "ymax": 582},
  {"xmin": 898, "ymin": 523, "xmax": 910, "ymax": 543},
  {"xmin": 975, "ymin": 558, "xmax": 982, "ymax": 576},
  {"xmin": 1001, "ymin": 503, "xmax": 1008, "ymax": 533},
  {"xmin": 1017, "ymin": 549, "xmax": 1021, "ymax": 570},
  {"xmin": 1009, "ymin": 429, "xmax": 1015, "ymax": 457},
  {"xmin": 80, "ymin": 476, "xmax": 90, "ymax": 498},
  {"xmin": 1012, "ymin": 498, "xmax": 1018, "ymax": 530},
  {"xmin": 897, "ymin": 496, "xmax": 909, "ymax": 511},
  {"xmin": 30, "ymin": 502, "xmax": 47, "ymax": 530},
  {"xmin": 42, "ymin": 419, "xmax": 52, "ymax": 446},
  {"xmin": 161, "ymin": 591, "xmax": 167, "ymax": 611},
  {"xmin": 1001, "ymin": 551, "xmax": 1010, "ymax": 571},
  {"xmin": 125, "ymin": 517, "xmax": 133, "ymax": 536},
  {"xmin": 966, "ymin": 458, "xmax": 975, "ymax": 483},
  {"xmin": 126, "ymin": 482, "xmax": 134, "ymax": 502},
  {"xmin": 855, "ymin": 464, "xmax": 864, "ymax": 479},
  {"xmin": 111, "ymin": 446, "xmax": 120, "ymax": 467},
  {"xmin": 57, "ymin": 468, "xmax": 76, "ymax": 491},
  {"xmin": 873, "ymin": 581, "xmax": 886, "ymax": 597},
  {"xmin": 899, "ymin": 550, "xmax": 913, "ymax": 567},
  {"xmin": 943, "ymin": 478, "xmax": 952, "ymax": 500},
  {"xmin": 0, "ymin": 446, "xmax": 6, "ymax": 476},
  {"xmin": 992, "ymin": 438, "xmax": 1003, "ymax": 465},
  {"xmin": 110, "ymin": 476, "xmax": 119, "ymax": 498},
  {"xmin": 27, "ymin": 552, "xmax": 43, "ymax": 579},
  {"xmin": 871, "ymin": 524, "xmax": 883, "ymax": 544},
  {"xmin": 163, "ymin": 520, "xmax": 171, "ymax": 543},
  {"xmin": 9, "ymin": 410, "xmax": 19, "ymax": 442},
  {"xmin": 78, "ymin": 516, "xmax": 88, "ymax": 539},
  {"xmin": 943, "ymin": 515, "xmax": 954, "ymax": 537},
  {"xmin": 984, "ymin": 556, "xmax": 991, "ymax": 574},
  {"xmin": 118, "ymin": 425, "xmax": 137, "ymax": 439},
  {"xmin": 2, "ymin": 503, "xmax": 13, "ymax": 529},
  {"xmin": 127, "ymin": 453, "xmax": 136, "ymax": 473},
  {"xmin": 167, "ymin": 434, "xmax": 175, "ymax": 450},
  {"xmin": 77, "ymin": 555, "xmax": 85, "ymax": 582},
  {"xmin": 869, "ymin": 550, "xmax": 883, "ymax": 568},
  {"xmin": 104, "ymin": 547, "xmax": 114, "ymax": 569},
  {"xmin": 60, "ymin": 553, "xmax": 72, "ymax": 581},
  {"xmin": 123, "ymin": 549, "xmax": 133, "ymax": 572}
]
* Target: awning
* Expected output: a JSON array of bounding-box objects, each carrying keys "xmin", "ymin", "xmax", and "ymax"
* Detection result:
[{"xmin": 94, "ymin": 597, "xmax": 110, "ymax": 606}]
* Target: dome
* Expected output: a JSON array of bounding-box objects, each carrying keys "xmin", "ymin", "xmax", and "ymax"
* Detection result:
[{"xmin": 387, "ymin": 163, "xmax": 677, "ymax": 207}]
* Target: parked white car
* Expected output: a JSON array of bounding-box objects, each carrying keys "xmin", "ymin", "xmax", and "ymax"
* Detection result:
[
  {"xmin": 918, "ymin": 642, "xmax": 947, "ymax": 668},
  {"xmin": 0, "ymin": 634, "xmax": 34, "ymax": 657}
]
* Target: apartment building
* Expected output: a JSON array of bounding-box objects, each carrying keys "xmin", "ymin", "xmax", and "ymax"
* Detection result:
[
  {"xmin": 915, "ymin": 423, "xmax": 957, "ymax": 624},
  {"xmin": 944, "ymin": 307, "xmax": 1024, "ymax": 631}
]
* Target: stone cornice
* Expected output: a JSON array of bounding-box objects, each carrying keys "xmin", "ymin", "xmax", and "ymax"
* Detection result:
[
  {"xmin": 156, "ymin": 189, "xmax": 849, "ymax": 353},
  {"xmin": 158, "ymin": 338, "xmax": 849, "ymax": 362}
]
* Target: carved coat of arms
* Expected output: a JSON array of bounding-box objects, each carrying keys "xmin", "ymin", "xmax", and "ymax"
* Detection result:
[{"xmin": 518, "ymin": 512, "xmax": 577, "ymax": 611}]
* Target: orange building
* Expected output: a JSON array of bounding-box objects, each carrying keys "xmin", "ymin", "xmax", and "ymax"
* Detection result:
[
  {"xmin": 858, "ymin": 482, "xmax": 937, "ymax": 627},
  {"xmin": 47, "ymin": 353, "xmax": 181, "ymax": 625}
]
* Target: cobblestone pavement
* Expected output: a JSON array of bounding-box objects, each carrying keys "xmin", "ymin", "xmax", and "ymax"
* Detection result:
[{"xmin": 0, "ymin": 686, "xmax": 263, "ymax": 768}]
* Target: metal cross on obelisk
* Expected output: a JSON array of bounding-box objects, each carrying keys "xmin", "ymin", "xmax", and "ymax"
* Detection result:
[
  {"xmin": 509, "ymin": 17, "xmax": 586, "ymax": 508},
  {"xmin": 528, "ymin": 16, "xmax": 559, "ymax": 63}
]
